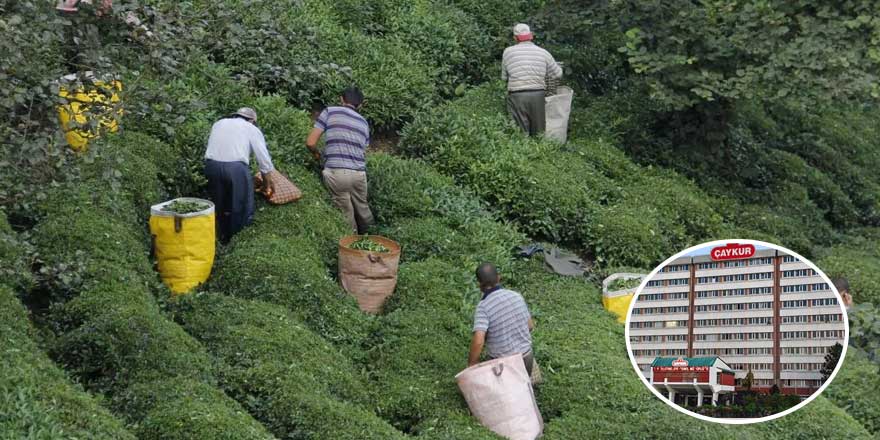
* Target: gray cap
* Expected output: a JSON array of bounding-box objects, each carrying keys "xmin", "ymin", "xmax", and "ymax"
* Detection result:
[{"xmin": 234, "ymin": 107, "xmax": 257, "ymax": 121}]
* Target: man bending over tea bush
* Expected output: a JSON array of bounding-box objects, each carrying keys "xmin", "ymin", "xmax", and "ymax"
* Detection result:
[
  {"xmin": 306, "ymin": 87, "xmax": 375, "ymax": 234},
  {"xmin": 204, "ymin": 107, "xmax": 276, "ymax": 243},
  {"xmin": 502, "ymin": 23, "xmax": 563, "ymax": 136},
  {"xmin": 469, "ymin": 262, "xmax": 536, "ymax": 375}
]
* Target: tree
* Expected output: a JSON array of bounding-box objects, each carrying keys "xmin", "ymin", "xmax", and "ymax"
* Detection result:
[
  {"xmin": 620, "ymin": 1, "xmax": 880, "ymax": 113},
  {"xmin": 821, "ymin": 342, "xmax": 844, "ymax": 383},
  {"xmin": 770, "ymin": 384, "xmax": 780, "ymax": 395},
  {"xmin": 742, "ymin": 368, "xmax": 754, "ymax": 391}
]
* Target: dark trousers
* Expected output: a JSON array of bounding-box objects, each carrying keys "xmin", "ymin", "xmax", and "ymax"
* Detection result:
[
  {"xmin": 507, "ymin": 90, "xmax": 546, "ymax": 136},
  {"xmin": 204, "ymin": 159, "xmax": 254, "ymax": 243}
]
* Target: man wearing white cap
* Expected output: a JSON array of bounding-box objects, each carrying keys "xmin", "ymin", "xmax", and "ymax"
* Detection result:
[
  {"xmin": 204, "ymin": 107, "xmax": 276, "ymax": 243},
  {"xmin": 502, "ymin": 23, "xmax": 563, "ymax": 136}
]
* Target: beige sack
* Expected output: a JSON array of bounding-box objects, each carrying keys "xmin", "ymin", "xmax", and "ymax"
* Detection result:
[
  {"xmin": 338, "ymin": 235, "xmax": 401, "ymax": 314},
  {"xmin": 455, "ymin": 354, "xmax": 543, "ymax": 440}
]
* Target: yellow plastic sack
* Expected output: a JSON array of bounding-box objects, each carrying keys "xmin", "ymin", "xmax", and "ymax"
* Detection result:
[
  {"xmin": 149, "ymin": 198, "xmax": 215, "ymax": 294},
  {"xmin": 602, "ymin": 273, "xmax": 646, "ymax": 323},
  {"xmin": 57, "ymin": 73, "xmax": 123, "ymax": 151}
]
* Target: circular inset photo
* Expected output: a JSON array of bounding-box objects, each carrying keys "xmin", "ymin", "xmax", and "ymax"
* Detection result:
[{"xmin": 624, "ymin": 240, "xmax": 849, "ymax": 424}]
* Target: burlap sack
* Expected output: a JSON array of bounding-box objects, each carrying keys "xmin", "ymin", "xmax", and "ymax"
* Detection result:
[
  {"xmin": 338, "ymin": 235, "xmax": 401, "ymax": 314},
  {"xmin": 254, "ymin": 170, "xmax": 302, "ymax": 204},
  {"xmin": 456, "ymin": 354, "xmax": 544, "ymax": 440}
]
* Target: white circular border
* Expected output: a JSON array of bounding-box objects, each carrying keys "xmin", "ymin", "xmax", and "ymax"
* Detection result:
[{"xmin": 623, "ymin": 239, "xmax": 850, "ymax": 425}]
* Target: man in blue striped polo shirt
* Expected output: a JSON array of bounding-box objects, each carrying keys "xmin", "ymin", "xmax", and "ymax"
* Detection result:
[
  {"xmin": 306, "ymin": 87, "xmax": 374, "ymax": 234},
  {"xmin": 468, "ymin": 262, "xmax": 536, "ymax": 375}
]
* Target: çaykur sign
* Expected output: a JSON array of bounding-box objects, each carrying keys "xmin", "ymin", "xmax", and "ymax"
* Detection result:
[
  {"xmin": 710, "ymin": 243, "xmax": 756, "ymax": 261},
  {"xmin": 671, "ymin": 357, "xmax": 689, "ymax": 367}
]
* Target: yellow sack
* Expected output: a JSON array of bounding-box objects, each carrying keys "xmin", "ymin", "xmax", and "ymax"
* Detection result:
[
  {"xmin": 57, "ymin": 73, "xmax": 123, "ymax": 152},
  {"xmin": 149, "ymin": 198, "xmax": 215, "ymax": 294},
  {"xmin": 602, "ymin": 273, "xmax": 646, "ymax": 323}
]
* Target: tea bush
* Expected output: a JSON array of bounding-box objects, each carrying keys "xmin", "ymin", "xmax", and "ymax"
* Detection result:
[
  {"xmin": 26, "ymin": 143, "xmax": 274, "ymax": 438},
  {"xmin": 172, "ymin": 293, "xmax": 406, "ymax": 439},
  {"xmin": 399, "ymin": 82, "xmax": 733, "ymax": 267},
  {"xmin": 0, "ymin": 285, "xmax": 134, "ymax": 439},
  {"xmin": 817, "ymin": 230, "xmax": 880, "ymax": 305},
  {"xmin": 0, "ymin": 213, "xmax": 34, "ymax": 293},
  {"xmin": 824, "ymin": 348, "xmax": 880, "ymax": 435}
]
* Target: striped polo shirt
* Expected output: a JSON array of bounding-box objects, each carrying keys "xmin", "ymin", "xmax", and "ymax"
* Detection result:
[
  {"xmin": 315, "ymin": 105, "xmax": 370, "ymax": 171},
  {"xmin": 473, "ymin": 286, "xmax": 532, "ymax": 359},
  {"xmin": 501, "ymin": 41, "xmax": 563, "ymax": 92}
]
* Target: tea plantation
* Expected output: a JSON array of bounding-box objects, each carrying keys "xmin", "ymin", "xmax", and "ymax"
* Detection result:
[{"xmin": 2, "ymin": 0, "xmax": 879, "ymax": 438}]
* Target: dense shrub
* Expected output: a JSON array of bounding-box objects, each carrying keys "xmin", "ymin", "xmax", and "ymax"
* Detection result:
[
  {"xmin": 118, "ymin": 378, "xmax": 274, "ymax": 440},
  {"xmin": 400, "ymin": 82, "xmax": 732, "ymax": 267},
  {"xmin": 0, "ymin": 213, "xmax": 34, "ymax": 292},
  {"xmin": 0, "ymin": 287, "xmax": 134, "ymax": 439},
  {"xmin": 817, "ymin": 230, "xmax": 880, "ymax": 305},
  {"xmin": 824, "ymin": 348, "xmax": 880, "ymax": 435},
  {"xmin": 172, "ymin": 294, "xmax": 405, "ymax": 439},
  {"xmin": 364, "ymin": 259, "xmax": 482, "ymax": 430},
  {"xmin": 26, "ymin": 147, "xmax": 273, "ymax": 438}
]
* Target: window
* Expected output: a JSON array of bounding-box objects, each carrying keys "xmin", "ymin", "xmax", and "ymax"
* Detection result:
[
  {"xmin": 646, "ymin": 280, "xmax": 664, "ymax": 287},
  {"xmin": 751, "ymin": 287, "xmax": 772, "ymax": 295},
  {"xmin": 783, "ymin": 300, "xmax": 809, "ymax": 308},
  {"xmin": 783, "ymin": 255, "xmax": 797, "ymax": 263},
  {"xmin": 812, "ymin": 330, "xmax": 843, "ymax": 339},
  {"xmin": 698, "ymin": 276, "xmax": 718, "ymax": 284},
  {"xmin": 721, "ymin": 288, "xmax": 747, "ymax": 297},
  {"xmin": 664, "ymin": 264, "xmax": 690, "ymax": 272},
  {"xmin": 783, "ymin": 284, "xmax": 809, "ymax": 293},
  {"xmin": 812, "ymin": 314, "xmax": 842, "ymax": 323},
  {"xmin": 698, "ymin": 262, "xmax": 719, "ymax": 270},
  {"xmin": 696, "ymin": 304, "xmax": 719, "ymax": 312},
  {"xmin": 783, "ymin": 269, "xmax": 815, "ymax": 278},
  {"xmin": 783, "ymin": 331, "xmax": 809, "ymax": 340},
  {"xmin": 669, "ymin": 278, "xmax": 689, "ymax": 286},
  {"xmin": 665, "ymin": 334, "xmax": 687, "ymax": 342},
  {"xmin": 782, "ymin": 315, "xmax": 808, "ymax": 324},
  {"xmin": 724, "ymin": 274, "xmax": 747, "ymax": 282},
  {"xmin": 639, "ymin": 293, "xmax": 663, "ymax": 301},
  {"xmin": 751, "ymin": 301, "xmax": 773, "ymax": 310},
  {"xmin": 812, "ymin": 283, "xmax": 829, "ymax": 291},
  {"xmin": 749, "ymin": 272, "xmax": 773, "ymax": 280},
  {"xmin": 747, "ymin": 347, "xmax": 772, "ymax": 355},
  {"xmin": 812, "ymin": 298, "xmax": 838, "ymax": 307},
  {"xmin": 698, "ymin": 290, "xmax": 719, "ymax": 298},
  {"xmin": 748, "ymin": 317, "xmax": 772, "ymax": 325},
  {"xmin": 751, "ymin": 257, "xmax": 774, "ymax": 265},
  {"xmin": 724, "ymin": 260, "xmax": 746, "ymax": 268},
  {"xmin": 668, "ymin": 292, "xmax": 689, "ymax": 300},
  {"xmin": 722, "ymin": 303, "xmax": 747, "ymax": 311}
]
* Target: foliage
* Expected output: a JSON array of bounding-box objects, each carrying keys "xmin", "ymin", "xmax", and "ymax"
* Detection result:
[
  {"xmin": 0, "ymin": 286, "xmax": 134, "ymax": 439},
  {"xmin": 399, "ymin": 82, "xmax": 733, "ymax": 267},
  {"xmin": 817, "ymin": 229, "xmax": 880, "ymax": 305},
  {"xmin": 172, "ymin": 293, "xmax": 405, "ymax": 439},
  {"xmin": 348, "ymin": 236, "xmax": 390, "ymax": 253},
  {"xmin": 846, "ymin": 302, "xmax": 880, "ymax": 365},
  {"xmin": 619, "ymin": 1, "xmax": 880, "ymax": 110},
  {"xmin": 824, "ymin": 348, "xmax": 880, "ymax": 435},
  {"xmin": 822, "ymin": 343, "xmax": 844, "ymax": 383}
]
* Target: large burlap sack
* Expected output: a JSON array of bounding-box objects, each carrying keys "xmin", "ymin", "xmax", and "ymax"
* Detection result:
[
  {"xmin": 149, "ymin": 198, "xmax": 215, "ymax": 294},
  {"xmin": 254, "ymin": 170, "xmax": 302, "ymax": 204},
  {"xmin": 544, "ymin": 86, "xmax": 573, "ymax": 144},
  {"xmin": 456, "ymin": 354, "xmax": 543, "ymax": 440},
  {"xmin": 602, "ymin": 272, "xmax": 647, "ymax": 323},
  {"xmin": 338, "ymin": 235, "xmax": 401, "ymax": 314}
]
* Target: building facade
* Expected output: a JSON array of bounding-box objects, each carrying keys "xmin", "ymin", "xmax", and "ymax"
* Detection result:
[
  {"xmin": 649, "ymin": 356, "xmax": 736, "ymax": 406},
  {"xmin": 630, "ymin": 248, "xmax": 845, "ymax": 396}
]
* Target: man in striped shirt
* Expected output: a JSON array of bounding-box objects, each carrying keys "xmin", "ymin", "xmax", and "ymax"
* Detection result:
[
  {"xmin": 468, "ymin": 262, "xmax": 536, "ymax": 375},
  {"xmin": 502, "ymin": 23, "xmax": 563, "ymax": 136},
  {"xmin": 306, "ymin": 87, "xmax": 374, "ymax": 234}
]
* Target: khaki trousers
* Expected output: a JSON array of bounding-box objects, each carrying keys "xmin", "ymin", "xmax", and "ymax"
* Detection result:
[{"xmin": 322, "ymin": 168, "xmax": 374, "ymax": 234}]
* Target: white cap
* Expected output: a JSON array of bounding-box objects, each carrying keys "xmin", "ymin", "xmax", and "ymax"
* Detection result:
[{"xmin": 513, "ymin": 23, "xmax": 533, "ymax": 41}]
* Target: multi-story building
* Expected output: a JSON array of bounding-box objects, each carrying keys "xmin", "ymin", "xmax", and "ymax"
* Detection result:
[{"xmin": 629, "ymin": 247, "xmax": 845, "ymax": 396}]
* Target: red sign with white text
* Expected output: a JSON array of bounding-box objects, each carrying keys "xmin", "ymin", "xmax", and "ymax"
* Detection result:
[
  {"xmin": 710, "ymin": 243, "xmax": 756, "ymax": 261},
  {"xmin": 671, "ymin": 357, "xmax": 689, "ymax": 367}
]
